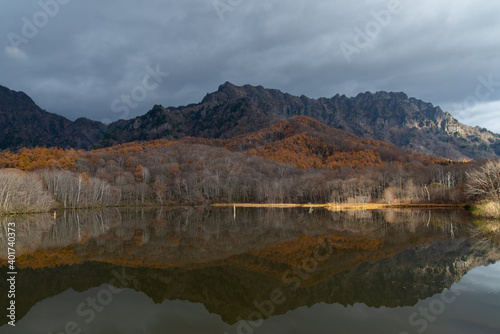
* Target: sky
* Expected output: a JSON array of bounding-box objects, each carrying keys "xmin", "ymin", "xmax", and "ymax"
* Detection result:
[{"xmin": 1, "ymin": 0, "xmax": 499, "ymax": 133}]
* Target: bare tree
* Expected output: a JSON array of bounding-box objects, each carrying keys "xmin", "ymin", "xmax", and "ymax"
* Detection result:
[
  {"xmin": 384, "ymin": 187, "xmax": 396, "ymax": 205},
  {"xmin": 466, "ymin": 159, "xmax": 500, "ymax": 200},
  {"xmin": 153, "ymin": 177, "xmax": 167, "ymax": 204},
  {"xmin": 0, "ymin": 169, "xmax": 55, "ymax": 213}
]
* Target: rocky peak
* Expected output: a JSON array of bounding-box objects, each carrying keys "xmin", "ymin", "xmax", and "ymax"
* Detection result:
[{"xmin": 202, "ymin": 81, "xmax": 248, "ymax": 104}]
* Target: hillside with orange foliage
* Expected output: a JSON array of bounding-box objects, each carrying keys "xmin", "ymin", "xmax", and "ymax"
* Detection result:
[
  {"xmin": 0, "ymin": 139, "xmax": 177, "ymax": 172},
  {"xmin": 0, "ymin": 147, "xmax": 79, "ymax": 171},
  {"xmin": 0, "ymin": 117, "xmax": 469, "ymax": 210},
  {"xmin": 185, "ymin": 116, "xmax": 449, "ymax": 169},
  {"xmin": 0, "ymin": 117, "xmax": 449, "ymax": 173}
]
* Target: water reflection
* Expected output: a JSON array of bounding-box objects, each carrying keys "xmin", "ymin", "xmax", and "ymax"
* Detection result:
[{"xmin": 0, "ymin": 208, "xmax": 499, "ymax": 330}]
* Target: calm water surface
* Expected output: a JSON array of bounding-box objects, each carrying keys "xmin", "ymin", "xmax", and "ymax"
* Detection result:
[{"xmin": 0, "ymin": 208, "xmax": 499, "ymax": 334}]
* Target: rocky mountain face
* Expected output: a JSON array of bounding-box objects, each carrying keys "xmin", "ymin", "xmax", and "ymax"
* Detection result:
[
  {"xmin": 0, "ymin": 85, "xmax": 106, "ymax": 150},
  {"xmin": 1, "ymin": 83, "xmax": 499, "ymax": 160},
  {"xmin": 100, "ymin": 82, "xmax": 500, "ymax": 160}
]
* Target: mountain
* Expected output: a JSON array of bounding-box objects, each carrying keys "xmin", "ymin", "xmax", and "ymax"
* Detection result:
[
  {"xmin": 102, "ymin": 82, "xmax": 500, "ymax": 160},
  {"xmin": 0, "ymin": 85, "xmax": 106, "ymax": 150},
  {"xmin": 1, "ymin": 83, "xmax": 499, "ymax": 160}
]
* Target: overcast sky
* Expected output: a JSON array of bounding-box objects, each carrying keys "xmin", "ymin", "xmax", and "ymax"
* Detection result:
[{"xmin": 1, "ymin": 0, "xmax": 499, "ymax": 132}]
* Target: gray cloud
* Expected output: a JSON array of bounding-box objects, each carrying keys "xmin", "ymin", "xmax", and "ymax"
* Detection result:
[{"xmin": 1, "ymin": 0, "xmax": 499, "ymax": 132}]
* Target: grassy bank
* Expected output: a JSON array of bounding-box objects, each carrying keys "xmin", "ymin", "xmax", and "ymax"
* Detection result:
[{"xmin": 213, "ymin": 203, "xmax": 468, "ymax": 210}]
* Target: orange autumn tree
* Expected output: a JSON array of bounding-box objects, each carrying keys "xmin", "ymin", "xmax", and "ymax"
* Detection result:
[
  {"xmin": 134, "ymin": 165, "xmax": 144, "ymax": 182},
  {"xmin": 0, "ymin": 147, "xmax": 78, "ymax": 171}
]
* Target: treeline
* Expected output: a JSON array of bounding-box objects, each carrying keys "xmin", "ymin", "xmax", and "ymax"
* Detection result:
[{"xmin": 0, "ymin": 139, "xmax": 484, "ymax": 214}]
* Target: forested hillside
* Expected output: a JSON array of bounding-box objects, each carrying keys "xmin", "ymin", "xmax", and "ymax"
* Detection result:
[
  {"xmin": 185, "ymin": 116, "xmax": 448, "ymax": 169},
  {"xmin": 0, "ymin": 135, "xmax": 472, "ymax": 214}
]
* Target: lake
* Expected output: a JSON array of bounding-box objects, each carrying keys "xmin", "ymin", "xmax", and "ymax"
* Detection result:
[{"xmin": 1, "ymin": 207, "xmax": 499, "ymax": 334}]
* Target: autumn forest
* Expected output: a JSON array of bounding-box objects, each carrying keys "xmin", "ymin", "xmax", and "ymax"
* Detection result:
[{"xmin": 2, "ymin": 115, "xmax": 497, "ymax": 216}]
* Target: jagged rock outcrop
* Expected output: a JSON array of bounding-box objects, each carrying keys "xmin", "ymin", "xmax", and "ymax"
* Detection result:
[
  {"xmin": 1, "ymin": 83, "xmax": 499, "ymax": 160},
  {"xmin": 100, "ymin": 82, "xmax": 500, "ymax": 160}
]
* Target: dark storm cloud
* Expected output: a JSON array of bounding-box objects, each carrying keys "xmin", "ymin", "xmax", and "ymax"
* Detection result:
[{"xmin": 1, "ymin": 0, "xmax": 499, "ymax": 132}]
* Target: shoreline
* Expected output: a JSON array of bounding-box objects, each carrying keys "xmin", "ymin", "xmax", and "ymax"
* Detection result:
[
  {"xmin": 212, "ymin": 203, "xmax": 470, "ymax": 210},
  {"xmin": 0, "ymin": 203, "xmax": 471, "ymax": 217}
]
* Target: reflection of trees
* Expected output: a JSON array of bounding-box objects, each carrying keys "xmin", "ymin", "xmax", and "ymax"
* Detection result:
[
  {"xmin": 1, "ymin": 208, "xmax": 499, "ymax": 327},
  {"xmin": 472, "ymin": 218, "xmax": 500, "ymax": 246},
  {"xmin": 0, "ymin": 210, "xmax": 119, "ymax": 257},
  {"xmin": 0, "ymin": 215, "xmax": 54, "ymax": 256},
  {"xmin": 2, "ymin": 208, "xmax": 478, "ymax": 270}
]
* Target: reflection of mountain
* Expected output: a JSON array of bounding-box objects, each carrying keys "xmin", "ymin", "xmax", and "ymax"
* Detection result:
[{"xmin": 1, "ymin": 208, "xmax": 499, "ymax": 325}]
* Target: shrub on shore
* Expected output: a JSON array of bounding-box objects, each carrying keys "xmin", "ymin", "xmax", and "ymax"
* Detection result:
[{"xmin": 473, "ymin": 201, "xmax": 500, "ymax": 219}]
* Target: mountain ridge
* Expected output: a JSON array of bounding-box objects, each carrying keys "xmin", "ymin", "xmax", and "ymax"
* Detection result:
[
  {"xmin": 1, "ymin": 83, "xmax": 499, "ymax": 161},
  {"xmin": 100, "ymin": 81, "xmax": 500, "ymax": 160},
  {"xmin": 0, "ymin": 85, "xmax": 106, "ymax": 150}
]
